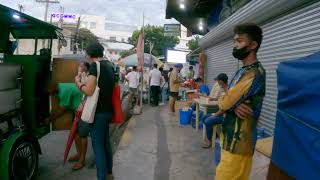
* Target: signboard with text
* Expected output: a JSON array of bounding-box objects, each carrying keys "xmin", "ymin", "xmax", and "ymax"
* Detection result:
[
  {"xmin": 164, "ymin": 24, "xmax": 181, "ymax": 37},
  {"xmin": 50, "ymin": 13, "xmax": 79, "ymax": 23}
]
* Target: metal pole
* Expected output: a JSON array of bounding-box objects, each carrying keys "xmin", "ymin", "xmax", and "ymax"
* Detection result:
[
  {"xmin": 34, "ymin": 39, "xmax": 38, "ymax": 55},
  {"xmin": 42, "ymin": 1, "xmax": 49, "ymax": 48},
  {"xmin": 35, "ymin": 0, "xmax": 60, "ymax": 48},
  {"xmin": 140, "ymin": 12, "xmax": 144, "ymax": 112},
  {"xmin": 148, "ymin": 41, "xmax": 151, "ymax": 104},
  {"xmin": 16, "ymin": 4, "xmax": 24, "ymax": 54}
]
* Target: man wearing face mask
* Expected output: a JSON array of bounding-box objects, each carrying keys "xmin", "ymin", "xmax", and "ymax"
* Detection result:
[{"xmin": 215, "ymin": 23, "xmax": 266, "ymax": 180}]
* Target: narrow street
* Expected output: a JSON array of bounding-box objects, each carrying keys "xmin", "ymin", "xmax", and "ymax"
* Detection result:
[
  {"xmin": 34, "ymin": 103, "xmax": 269, "ymax": 180},
  {"xmin": 113, "ymin": 105, "xmax": 216, "ymax": 180}
]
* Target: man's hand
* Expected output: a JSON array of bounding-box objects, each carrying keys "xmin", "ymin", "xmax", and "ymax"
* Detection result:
[{"xmin": 235, "ymin": 101, "xmax": 253, "ymax": 119}]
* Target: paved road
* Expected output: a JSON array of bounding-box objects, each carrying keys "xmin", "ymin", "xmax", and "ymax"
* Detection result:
[{"xmin": 113, "ymin": 105, "xmax": 216, "ymax": 180}]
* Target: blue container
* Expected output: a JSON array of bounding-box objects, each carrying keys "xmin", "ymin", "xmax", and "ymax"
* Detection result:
[{"xmin": 179, "ymin": 109, "xmax": 192, "ymax": 125}]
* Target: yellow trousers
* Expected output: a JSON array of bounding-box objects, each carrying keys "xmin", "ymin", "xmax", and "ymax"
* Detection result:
[{"xmin": 215, "ymin": 150, "xmax": 253, "ymax": 180}]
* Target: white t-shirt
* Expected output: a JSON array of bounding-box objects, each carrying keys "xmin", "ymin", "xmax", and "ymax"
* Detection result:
[
  {"xmin": 126, "ymin": 71, "xmax": 140, "ymax": 88},
  {"xmin": 149, "ymin": 69, "xmax": 162, "ymax": 86}
]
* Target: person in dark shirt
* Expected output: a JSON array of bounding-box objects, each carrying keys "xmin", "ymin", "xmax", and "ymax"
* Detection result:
[{"xmin": 75, "ymin": 42, "xmax": 115, "ymax": 180}]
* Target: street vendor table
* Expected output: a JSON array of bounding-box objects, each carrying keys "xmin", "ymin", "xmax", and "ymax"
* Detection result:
[{"xmin": 193, "ymin": 98, "xmax": 220, "ymax": 149}]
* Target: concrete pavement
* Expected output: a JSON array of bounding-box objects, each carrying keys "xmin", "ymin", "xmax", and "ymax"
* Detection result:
[
  {"xmin": 113, "ymin": 105, "xmax": 270, "ymax": 180},
  {"xmin": 113, "ymin": 105, "xmax": 216, "ymax": 180},
  {"xmin": 34, "ymin": 102, "xmax": 269, "ymax": 180}
]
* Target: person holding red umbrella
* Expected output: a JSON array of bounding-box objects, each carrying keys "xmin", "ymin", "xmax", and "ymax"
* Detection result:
[
  {"xmin": 48, "ymin": 62, "xmax": 91, "ymax": 170},
  {"xmin": 75, "ymin": 42, "xmax": 115, "ymax": 180}
]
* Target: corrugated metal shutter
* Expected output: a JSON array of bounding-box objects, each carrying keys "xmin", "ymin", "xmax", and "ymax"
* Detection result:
[
  {"xmin": 204, "ymin": 1, "xmax": 320, "ymax": 135},
  {"xmin": 205, "ymin": 39, "xmax": 237, "ymax": 88},
  {"xmin": 258, "ymin": 1, "xmax": 320, "ymax": 135}
]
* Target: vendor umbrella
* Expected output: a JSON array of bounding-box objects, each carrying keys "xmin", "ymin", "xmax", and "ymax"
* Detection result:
[
  {"xmin": 63, "ymin": 101, "xmax": 84, "ymax": 165},
  {"xmin": 118, "ymin": 53, "xmax": 162, "ymax": 68}
]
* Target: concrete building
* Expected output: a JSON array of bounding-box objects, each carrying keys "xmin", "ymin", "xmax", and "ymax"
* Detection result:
[
  {"xmin": 101, "ymin": 41, "xmax": 134, "ymax": 61},
  {"xmin": 174, "ymin": 25, "xmax": 192, "ymax": 51},
  {"xmin": 14, "ymin": 29, "xmax": 74, "ymax": 56},
  {"xmin": 50, "ymin": 13, "xmax": 138, "ymax": 42},
  {"xmin": 105, "ymin": 21, "xmax": 139, "ymax": 43}
]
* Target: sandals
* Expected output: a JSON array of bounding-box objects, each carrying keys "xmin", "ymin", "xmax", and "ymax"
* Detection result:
[
  {"xmin": 72, "ymin": 162, "xmax": 85, "ymax": 170},
  {"xmin": 201, "ymin": 142, "xmax": 212, "ymax": 149},
  {"xmin": 68, "ymin": 155, "xmax": 80, "ymax": 162}
]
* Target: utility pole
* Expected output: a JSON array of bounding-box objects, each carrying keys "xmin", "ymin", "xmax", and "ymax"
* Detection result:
[
  {"xmin": 141, "ymin": 12, "xmax": 145, "ymax": 112},
  {"xmin": 36, "ymin": 0, "xmax": 60, "ymax": 49},
  {"xmin": 36, "ymin": 0, "xmax": 59, "ymax": 22},
  {"xmin": 57, "ymin": 6, "xmax": 64, "ymax": 55},
  {"xmin": 73, "ymin": 16, "xmax": 81, "ymax": 54},
  {"xmin": 16, "ymin": 4, "xmax": 24, "ymax": 54}
]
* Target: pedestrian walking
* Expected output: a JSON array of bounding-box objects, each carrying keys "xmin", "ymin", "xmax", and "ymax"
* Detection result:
[{"xmin": 149, "ymin": 64, "xmax": 162, "ymax": 106}]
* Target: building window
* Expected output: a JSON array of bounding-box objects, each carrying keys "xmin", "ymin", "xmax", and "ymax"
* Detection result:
[
  {"xmin": 81, "ymin": 22, "xmax": 88, "ymax": 28},
  {"xmin": 121, "ymin": 38, "xmax": 125, "ymax": 42},
  {"xmin": 90, "ymin": 22, "xmax": 96, "ymax": 29},
  {"xmin": 110, "ymin": 36, "xmax": 116, "ymax": 41}
]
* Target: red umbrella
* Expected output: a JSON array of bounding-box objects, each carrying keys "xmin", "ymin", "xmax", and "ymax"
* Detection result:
[{"xmin": 63, "ymin": 101, "xmax": 84, "ymax": 165}]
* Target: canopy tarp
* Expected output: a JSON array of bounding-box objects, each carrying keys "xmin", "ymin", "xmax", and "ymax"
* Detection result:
[
  {"xmin": 272, "ymin": 52, "xmax": 320, "ymax": 179},
  {"xmin": 0, "ymin": 4, "xmax": 60, "ymax": 39}
]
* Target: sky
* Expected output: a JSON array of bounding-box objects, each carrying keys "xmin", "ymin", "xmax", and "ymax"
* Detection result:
[{"xmin": 1, "ymin": 0, "xmax": 178, "ymax": 26}]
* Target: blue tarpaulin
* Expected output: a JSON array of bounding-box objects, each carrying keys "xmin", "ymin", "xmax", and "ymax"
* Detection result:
[{"xmin": 272, "ymin": 52, "xmax": 320, "ymax": 180}]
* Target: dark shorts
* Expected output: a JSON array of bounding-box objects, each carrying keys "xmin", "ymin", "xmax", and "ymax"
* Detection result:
[
  {"xmin": 77, "ymin": 119, "xmax": 92, "ymax": 137},
  {"xmin": 170, "ymin": 91, "xmax": 179, "ymax": 98},
  {"xmin": 129, "ymin": 87, "xmax": 138, "ymax": 95}
]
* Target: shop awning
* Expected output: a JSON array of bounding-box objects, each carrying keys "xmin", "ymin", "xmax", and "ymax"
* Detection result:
[
  {"xmin": 165, "ymin": 0, "xmax": 223, "ymax": 35},
  {"xmin": 0, "ymin": 4, "xmax": 61, "ymax": 39}
]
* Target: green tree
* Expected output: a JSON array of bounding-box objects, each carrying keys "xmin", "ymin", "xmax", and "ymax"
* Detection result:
[
  {"xmin": 77, "ymin": 28, "xmax": 98, "ymax": 50},
  {"xmin": 119, "ymin": 49, "xmax": 135, "ymax": 58},
  {"xmin": 130, "ymin": 25, "xmax": 179, "ymax": 56},
  {"xmin": 187, "ymin": 35, "xmax": 200, "ymax": 51}
]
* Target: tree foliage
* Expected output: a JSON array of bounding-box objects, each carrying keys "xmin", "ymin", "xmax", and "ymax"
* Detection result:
[
  {"xmin": 129, "ymin": 25, "xmax": 179, "ymax": 56},
  {"xmin": 77, "ymin": 28, "xmax": 98, "ymax": 50},
  {"xmin": 187, "ymin": 35, "xmax": 200, "ymax": 51},
  {"xmin": 119, "ymin": 49, "xmax": 136, "ymax": 58}
]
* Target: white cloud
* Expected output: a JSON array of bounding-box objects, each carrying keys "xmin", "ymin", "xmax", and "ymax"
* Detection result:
[{"xmin": 1, "ymin": 0, "xmax": 177, "ymax": 25}]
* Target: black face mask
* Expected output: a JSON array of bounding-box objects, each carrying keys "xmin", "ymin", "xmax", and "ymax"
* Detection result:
[{"xmin": 232, "ymin": 46, "xmax": 250, "ymax": 60}]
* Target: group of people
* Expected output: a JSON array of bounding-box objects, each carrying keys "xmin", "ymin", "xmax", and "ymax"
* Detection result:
[
  {"xmin": 49, "ymin": 22, "xmax": 265, "ymax": 180},
  {"xmin": 49, "ymin": 43, "xmax": 115, "ymax": 180},
  {"xmin": 166, "ymin": 23, "xmax": 266, "ymax": 180},
  {"xmin": 124, "ymin": 63, "xmax": 170, "ymax": 108}
]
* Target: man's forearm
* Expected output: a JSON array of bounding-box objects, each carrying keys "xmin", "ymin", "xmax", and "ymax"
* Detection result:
[{"xmin": 214, "ymin": 109, "xmax": 225, "ymax": 116}]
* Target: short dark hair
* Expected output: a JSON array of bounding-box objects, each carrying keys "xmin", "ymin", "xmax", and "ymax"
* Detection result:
[
  {"xmin": 234, "ymin": 23, "xmax": 263, "ymax": 51},
  {"xmin": 159, "ymin": 67, "xmax": 163, "ymax": 72},
  {"xmin": 195, "ymin": 77, "xmax": 203, "ymax": 82},
  {"xmin": 82, "ymin": 62, "xmax": 90, "ymax": 71},
  {"xmin": 215, "ymin": 73, "xmax": 228, "ymax": 84},
  {"xmin": 189, "ymin": 66, "xmax": 193, "ymax": 70},
  {"xmin": 86, "ymin": 42, "xmax": 104, "ymax": 58},
  {"xmin": 153, "ymin": 64, "xmax": 158, "ymax": 68}
]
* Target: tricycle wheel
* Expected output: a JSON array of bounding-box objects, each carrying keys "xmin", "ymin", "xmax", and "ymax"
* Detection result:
[{"xmin": 9, "ymin": 139, "xmax": 38, "ymax": 180}]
